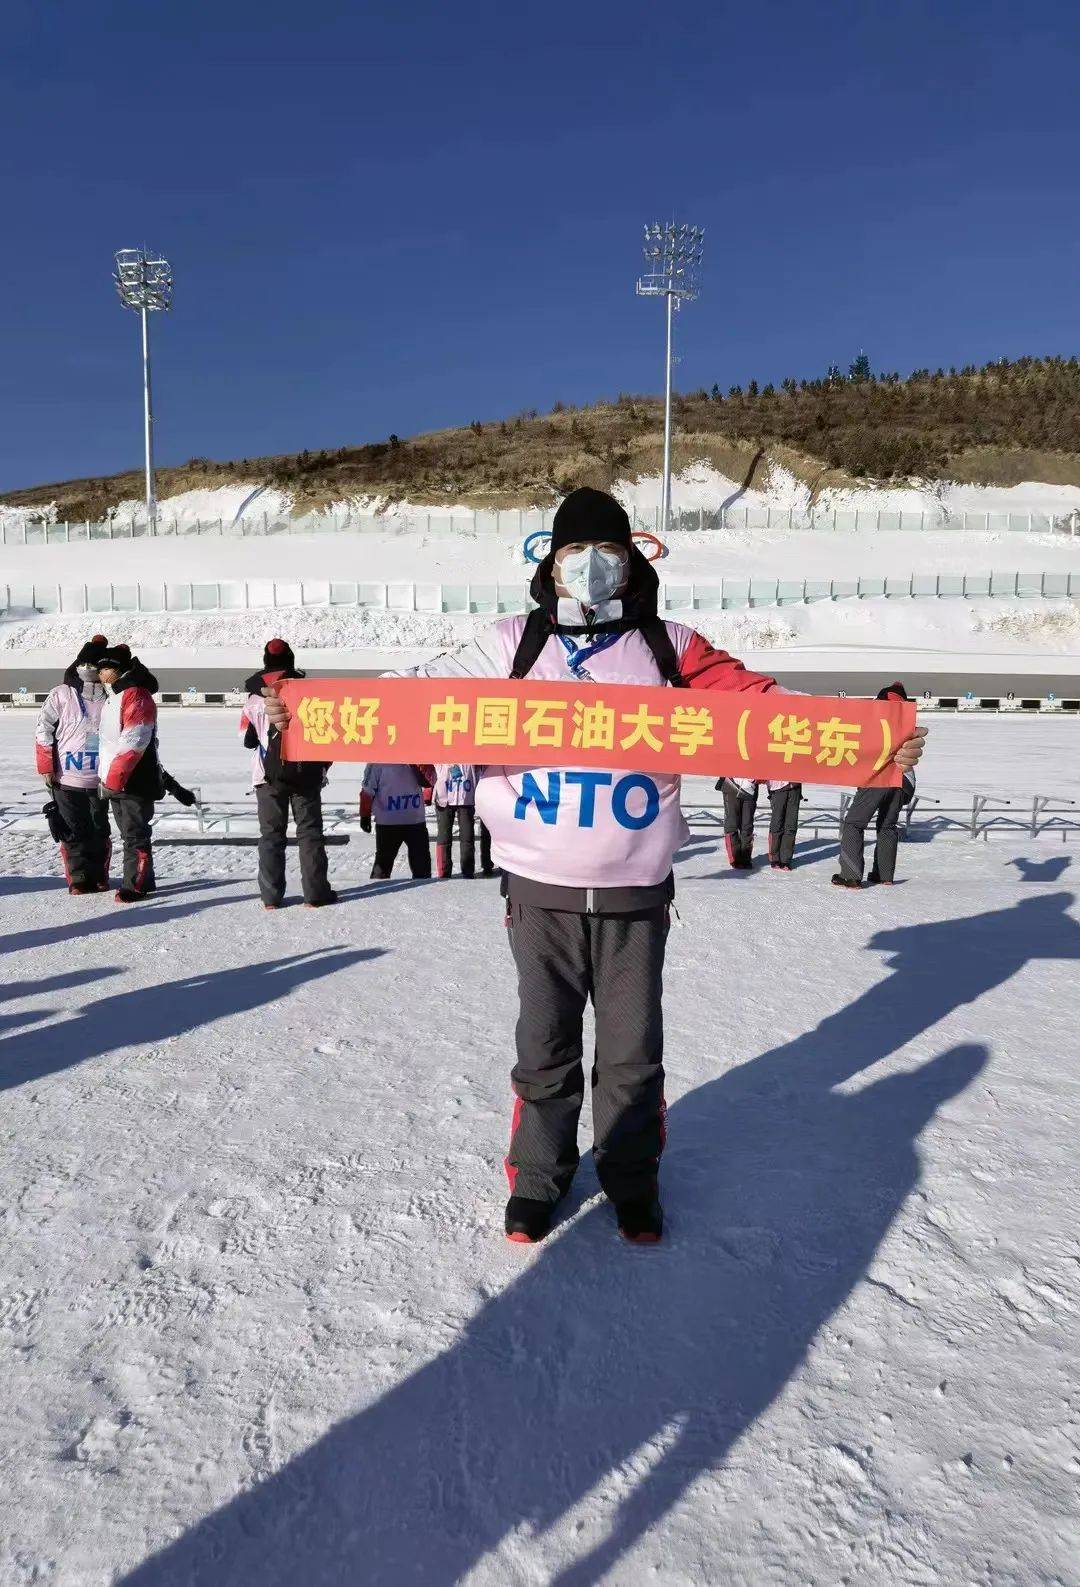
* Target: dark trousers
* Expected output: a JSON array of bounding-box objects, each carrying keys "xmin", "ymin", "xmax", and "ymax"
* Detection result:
[
  {"xmin": 434, "ymin": 806, "xmax": 493, "ymax": 877},
  {"xmin": 506, "ymin": 901, "xmax": 668, "ymax": 1205},
  {"xmin": 371, "ymin": 821, "xmax": 431, "ymax": 880},
  {"xmin": 768, "ymin": 784, "xmax": 802, "ymax": 867},
  {"xmin": 839, "ymin": 786, "xmax": 904, "ymax": 883},
  {"xmin": 436, "ymin": 804, "xmax": 475, "ymax": 877},
  {"xmin": 53, "ymin": 785, "xmax": 111, "ymax": 888},
  {"xmin": 256, "ymin": 783, "xmax": 331, "ymax": 905},
  {"xmin": 108, "ymin": 793, "xmax": 155, "ymax": 893},
  {"xmin": 722, "ymin": 781, "xmax": 758, "ymax": 866}
]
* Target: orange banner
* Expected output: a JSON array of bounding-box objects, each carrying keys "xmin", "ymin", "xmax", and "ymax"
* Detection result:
[{"xmin": 280, "ymin": 678, "xmax": 913, "ymax": 787}]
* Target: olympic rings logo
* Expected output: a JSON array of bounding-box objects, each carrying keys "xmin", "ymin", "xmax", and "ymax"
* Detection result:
[{"xmin": 522, "ymin": 530, "xmax": 667, "ymax": 565}]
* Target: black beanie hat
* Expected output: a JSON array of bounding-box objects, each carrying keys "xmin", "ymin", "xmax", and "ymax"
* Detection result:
[
  {"xmin": 263, "ymin": 637, "xmax": 296, "ymax": 672},
  {"xmin": 73, "ymin": 634, "xmax": 109, "ymax": 668},
  {"xmin": 550, "ymin": 488, "xmax": 633, "ymax": 556},
  {"xmin": 98, "ymin": 643, "xmax": 131, "ymax": 671},
  {"xmin": 877, "ymin": 680, "xmax": 909, "ymax": 701}
]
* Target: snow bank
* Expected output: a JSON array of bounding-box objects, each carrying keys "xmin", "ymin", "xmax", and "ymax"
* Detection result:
[
  {"xmin": 4, "ymin": 525, "xmax": 1078, "ymax": 588},
  {"xmin": 614, "ymin": 461, "xmax": 1080, "ymax": 520},
  {"xmin": 3, "ymin": 599, "xmax": 1079, "ymax": 664}
]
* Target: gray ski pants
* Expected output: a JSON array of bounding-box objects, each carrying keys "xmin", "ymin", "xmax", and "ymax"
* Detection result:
[
  {"xmin": 256, "ymin": 783, "xmax": 331, "ymax": 905},
  {"xmin": 838, "ymin": 785, "xmax": 905, "ymax": 883},
  {"xmin": 722, "ymin": 780, "xmax": 758, "ymax": 865},
  {"xmin": 768, "ymin": 784, "xmax": 802, "ymax": 867},
  {"xmin": 505, "ymin": 901, "xmax": 668, "ymax": 1205}
]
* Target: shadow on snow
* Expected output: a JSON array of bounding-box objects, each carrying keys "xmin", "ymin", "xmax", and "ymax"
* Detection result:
[
  {"xmin": 121, "ymin": 892, "xmax": 1079, "ymax": 1585},
  {"xmin": 0, "ymin": 947, "xmax": 384, "ymax": 1092}
]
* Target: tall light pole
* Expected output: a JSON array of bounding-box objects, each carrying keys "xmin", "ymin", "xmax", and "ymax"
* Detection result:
[
  {"xmin": 114, "ymin": 248, "xmax": 172, "ymax": 531},
  {"xmin": 636, "ymin": 222, "xmax": 704, "ymax": 534}
]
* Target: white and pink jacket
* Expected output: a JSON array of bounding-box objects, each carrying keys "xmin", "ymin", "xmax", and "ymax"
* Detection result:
[
  {"xmin": 35, "ymin": 681, "xmax": 108, "ymax": 790},
  {"xmin": 403, "ymin": 618, "xmax": 777, "ymax": 889},
  {"xmin": 241, "ymin": 691, "xmax": 272, "ymax": 789},
  {"xmin": 433, "ymin": 763, "xmax": 478, "ymax": 808}
]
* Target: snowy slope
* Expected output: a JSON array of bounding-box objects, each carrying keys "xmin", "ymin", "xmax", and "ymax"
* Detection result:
[
  {"xmin": 0, "ymin": 718, "xmax": 1078, "ymax": 1584},
  {"xmin": 3, "ymin": 513, "xmax": 1080, "ymax": 674}
]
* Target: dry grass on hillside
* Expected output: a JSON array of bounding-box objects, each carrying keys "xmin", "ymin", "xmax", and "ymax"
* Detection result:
[{"xmin": 5, "ymin": 356, "xmax": 1080, "ymax": 521}]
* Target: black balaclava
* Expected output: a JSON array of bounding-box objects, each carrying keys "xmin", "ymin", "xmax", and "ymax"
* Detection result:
[{"xmin": 532, "ymin": 487, "xmax": 655, "ymax": 632}]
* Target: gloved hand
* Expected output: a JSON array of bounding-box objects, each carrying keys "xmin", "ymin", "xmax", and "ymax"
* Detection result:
[
  {"xmin": 360, "ymin": 815, "xmax": 372, "ymax": 834},
  {"xmin": 42, "ymin": 773, "xmax": 55, "ymax": 790}
]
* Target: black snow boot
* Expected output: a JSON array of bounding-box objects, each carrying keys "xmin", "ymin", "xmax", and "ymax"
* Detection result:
[
  {"xmin": 505, "ymin": 1196, "xmax": 556, "ymax": 1244},
  {"xmin": 615, "ymin": 1196, "xmax": 664, "ymax": 1244},
  {"xmin": 831, "ymin": 874, "xmax": 862, "ymax": 890}
]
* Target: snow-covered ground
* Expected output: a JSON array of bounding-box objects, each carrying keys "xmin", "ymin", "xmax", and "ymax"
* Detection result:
[
  {"xmin": 1, "ymin": 716, "xmax": 1078, "ymax": 1585},
  {"xmin": 2, "ymin": 514, "xmax": 1079, "ymax": 674}
]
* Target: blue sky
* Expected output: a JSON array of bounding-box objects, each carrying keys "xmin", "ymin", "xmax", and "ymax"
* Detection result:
[{"xmin": 2, "ymin": 0, "xmax": 1078, "ymax": 491}]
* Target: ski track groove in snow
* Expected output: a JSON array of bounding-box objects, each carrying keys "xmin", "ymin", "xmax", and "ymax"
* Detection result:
[{"xmin": 0, "ymin": 715, "xmax": 1078, "ymax": 1584}]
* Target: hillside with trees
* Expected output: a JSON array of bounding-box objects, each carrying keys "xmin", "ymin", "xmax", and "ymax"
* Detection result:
[{"xmin": 5, "ymin": 356, "xmax": 1080, "ymax": 522}]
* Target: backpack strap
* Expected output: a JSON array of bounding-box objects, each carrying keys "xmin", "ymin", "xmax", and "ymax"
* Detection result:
[
  {"xmin": 509, "ymin": 608, "xmax": 556, "ymax": 679},
  {"xmin": 639, "ymin": 616, "xmax": 687, "ymax": 687}
]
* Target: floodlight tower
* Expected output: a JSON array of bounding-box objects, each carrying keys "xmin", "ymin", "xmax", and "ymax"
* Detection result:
[
  {"xmin": 636, "ymin": 222, "xmax": 704, "ymax": 533},
  {"xmin": 114, "ymin": 248, "xmax": 173, "ymax": 531}
]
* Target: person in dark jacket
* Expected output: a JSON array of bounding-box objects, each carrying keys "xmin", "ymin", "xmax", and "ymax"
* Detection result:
[
  {"xmin": 718, "ymin": 776, "xmax": 758, "ymax": 869},
  {"xmin": 34, "ymin": 634, "xmax": 112, "ymax": 893},
  {"xmin": 834, "ymin": 683, "xmax": 915, "ymax": 889},
  {"xmin": 767, "ymin": 779, "xmax": 802, "ymax": 870},
  {"xmin": 360, "ymin": 763, "xmax": 434, "ymax": 879},
  {"xmin": 97, "ymin": 646, "xmax": 160, "ymax": 902},
  {"xmin": 241, "ymin": 639, "xmax": 337, "ymax": 909}
]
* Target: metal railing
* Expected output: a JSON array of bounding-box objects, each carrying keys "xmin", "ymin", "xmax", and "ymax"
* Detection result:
[
  {"xmin": 1, "ymin": 570, "xmax": 1077, "ymax": 619},
  {"xmin": 5, "ymin": 503, "xmax": 1080, "ymax": 544},
  {"xmin": 2, "ymin": 791, "xmax": 1077, "ymax": 842}
]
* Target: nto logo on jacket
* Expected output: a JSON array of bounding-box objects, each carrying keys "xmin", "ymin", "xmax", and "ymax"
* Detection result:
[
  {"xmin": 514, "ymin": 771, "xmax": 661, "ymax": 830},
  {"xmin": 63, "ymin": 750, "xmax": 99, "ymax": 772},
  {"xmin": 386, "ymin": 792, "xmax": 423, "ymax": 812}
]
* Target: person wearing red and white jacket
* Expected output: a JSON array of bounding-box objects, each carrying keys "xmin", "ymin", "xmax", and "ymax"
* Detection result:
[
  {"xmin": 34, "ymin": 634, "xmax": 112, "ymax": 893},
  {"xmin": 261, "ymin": 487, "xmax": 927, "ymax": 1245},
  {"xmin": 97, "ymin": 646, "xmax": 161, "ymax": 902}
]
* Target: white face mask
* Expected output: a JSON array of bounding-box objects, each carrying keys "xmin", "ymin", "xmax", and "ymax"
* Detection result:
[
  {"xmin": 558, "ymin": 546, "xmax": 627, "ymax": 607},
  {"xmin": 76, "ymin": 664, "xmax": 99, "ymax": 683}
]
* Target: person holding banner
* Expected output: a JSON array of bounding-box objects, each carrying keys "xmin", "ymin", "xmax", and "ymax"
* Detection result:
[
  {"xmin": 717, "ymin": 776, "xmax": 759, "ymax": 870},
  {"xmin": 767, "ymin": 778, "xmax": 802, "ymax": 870},
  {"xmin": 241, "ymin": 639, "xmax": 337, "ymax": 910},
  {"xmin": 834, "ymin": 683, "xmax": 916, "ymax": 889},
  {"xmin": 263, "ymin": 488, "xmax": 926, "ymax": 1245}
]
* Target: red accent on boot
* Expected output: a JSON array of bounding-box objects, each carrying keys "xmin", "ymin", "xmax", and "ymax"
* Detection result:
[{"xmin": 504, "ymin": 1095, "xmax": 524, "ymax": 1190}]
